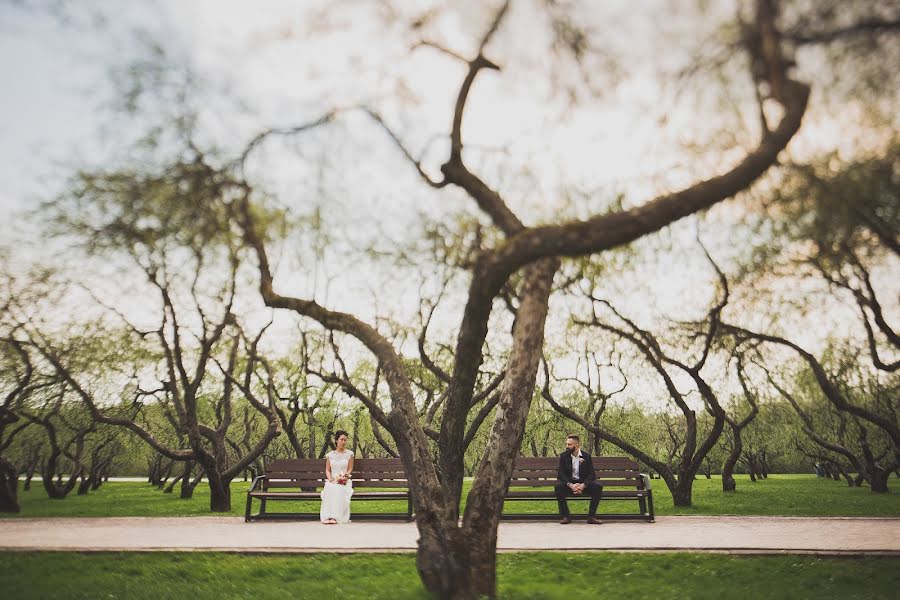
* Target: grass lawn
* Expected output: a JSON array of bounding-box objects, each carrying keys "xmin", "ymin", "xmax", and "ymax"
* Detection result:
[
  {"xmin": 1, "ymin": 551, "xmax": 898, "ymax": 599},
  {"xmin": 3, "ymin": 474, "xmax": 898, "ymax": 519}
]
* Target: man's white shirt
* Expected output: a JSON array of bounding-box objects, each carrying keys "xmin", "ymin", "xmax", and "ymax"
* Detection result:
[{"xmin": 571, "ymin": 450, "xmax": 582, "ymax": 480}]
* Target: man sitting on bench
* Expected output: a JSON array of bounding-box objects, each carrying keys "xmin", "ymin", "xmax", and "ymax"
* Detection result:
[{"xmin": 555, "ymin": 434, "xmax": 603, "ymax": 525}]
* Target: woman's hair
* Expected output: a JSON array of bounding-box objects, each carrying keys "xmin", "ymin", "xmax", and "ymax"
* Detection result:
[{"xmin": 333, "ymin": 430, "xmax": 349, "ymax": 443}]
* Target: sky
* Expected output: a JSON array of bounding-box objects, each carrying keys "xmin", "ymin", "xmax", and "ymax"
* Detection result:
[{"xmin": 1, "ymin": 0, "xmax": 895, "ymax": 412}]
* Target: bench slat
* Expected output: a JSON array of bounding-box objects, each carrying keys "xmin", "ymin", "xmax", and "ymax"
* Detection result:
[
  {"xmin": 265, "ymin": 480, "xmax": 408, "ymax": 488},
  {"xmin": 265, "ymin": 480, "xmax": 322, "ymax": 488},
  {"xmin": 511, "ymin": 468, "xmax": 641, "ymax": 478},
  {"xmin": 265, "ymin": 471, "xmax": 324, "ymax": 479},
  {"xmin": 252, "ymin": 491, "xmax": 409, "ymax": 499},
  {"xmin": 514, "ymin": 457, "xmax": 640, "ymax": 467},
  {"xmin": 508, "ymin": 479, "xmax": 644, "ymax": 488}
]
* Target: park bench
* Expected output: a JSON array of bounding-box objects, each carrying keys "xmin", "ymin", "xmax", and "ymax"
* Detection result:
[
  {"xmin": 245, "ymin": 457, "xmax": 412, "ymax": 522},
  {"xmin": 503, "ymin": 456, "xmax": 654, "ymax": 522}
]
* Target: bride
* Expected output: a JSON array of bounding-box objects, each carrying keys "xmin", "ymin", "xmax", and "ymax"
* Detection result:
[{"xmin": 320, "ymin": 430, "xmax": 354, "ymax": 524}]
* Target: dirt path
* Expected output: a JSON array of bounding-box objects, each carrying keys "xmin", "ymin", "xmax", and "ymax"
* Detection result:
[{"xmin": 2, "ymin": 515, "xmax": 898, "ymax": 554}]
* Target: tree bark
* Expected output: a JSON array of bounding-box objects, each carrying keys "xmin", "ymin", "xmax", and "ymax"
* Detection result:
[
  {"xmin": 0, "ymin": 457, "xmax": 19, "ymax": 513},
  {"xmin": 206, "ymin": 468, "xmax": 232, "ymax": 512},
  {"xmin": 672, "ymin": 477, "xmax": 693, "ymax": 506},
  {"xmin": 163, "ymin": 473, "xmax": 184, "ymax": 494},
  {"xmin": 869, "ymin": 468, "xmax": 889, "ymax": 493},
  {"xmin": 181, "ymin": 467, "xmax": 204, "ymax": 499},
  {"xmin": 722, "ymin": 429, "xmax": 741, "ymax": 492},
  {"xmin": 23, "ymin": 466, "xmax": 36, "ymax": 491},
  {"xmin": 179, "ymin": 460, "xmax": 199, "ymax": 499},
  {"xmin": 460, "ymin": 258, "xmax": 557, "ymax": 598}
]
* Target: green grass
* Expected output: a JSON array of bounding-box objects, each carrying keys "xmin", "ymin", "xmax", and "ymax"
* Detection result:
[
  {"xmin": 650, "ymin": 474, "xmax": 900, "ymax": 517},
  {"xmin": 1, "ymin": 552, "xmax": 898, "ymax": 599},
  {"xmin": 3, "ymin": 474, "xmax": 898, "ymax": 519}
]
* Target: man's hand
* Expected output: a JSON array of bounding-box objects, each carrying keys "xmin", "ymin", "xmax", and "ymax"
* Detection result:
[{"xmin": 573, "ymin": 483, "xmax": 585, "ymax": 495}]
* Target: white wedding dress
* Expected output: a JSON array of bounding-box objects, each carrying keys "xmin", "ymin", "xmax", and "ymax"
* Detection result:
[{"xmin": 320, "ymin": 450, "xmax": 354, "ymax": 523}]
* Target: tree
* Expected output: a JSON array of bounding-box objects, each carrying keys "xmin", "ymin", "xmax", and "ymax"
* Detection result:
[
  {"xmin": 33, "ymin": 167, "xmax": 286, "ymax": 511},
  {"xmin": 0, "ymin": 338, "xmax": 34, "ymax": 512},
  {"xmin": 720, "ymin": 353, "xmax": 762, "ymax": 491},
  {"xmin": 543, "ymin": 243, "xmax": 732, "ymax": 506},
  {"xmin": 220, "ymin": 2, "xmax": 808, "ymax": 596},
  {"xmin": 760, "ymin": 348, "xmax": 897, "ymax": 492}
]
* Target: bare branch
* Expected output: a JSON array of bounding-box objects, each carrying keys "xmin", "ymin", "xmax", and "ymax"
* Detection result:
[{"xmin": 362, "ymin": 108, "xmax": 447, "ymax": 189}]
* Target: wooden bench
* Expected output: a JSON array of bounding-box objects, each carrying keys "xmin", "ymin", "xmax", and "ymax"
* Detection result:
[
  {"xmin": 245, "ymin": 457, "xmax": 412, "ymax": 522},
  {"xmin": 503, "ymin": 456, "xmax": 654, "ymax": 522}
]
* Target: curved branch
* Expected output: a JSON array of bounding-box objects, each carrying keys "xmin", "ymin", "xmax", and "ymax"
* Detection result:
[
  {"xmin": 463, "ymin": 391, "xmax": 500, "ymax": 448},
  {"xmin": 482, "ymin": 78, "xmax": 809, "ymax": 281},
  {"xmin": 418, "ymin": 300, "xmax": 451, "ymax": 384},
  {"xmin": 362, "ymin": 108, "xmax": 447, "ymax": 189},
  {"xmin": 785, "ymin": 18, "xmax": 900, "ymax": 45},
  {"xmin": 234, "ymin": 112, "xmax": 336, "ymax": 173},
  {"xmin": 33, "ymin": 341, "xmax": 194, "ymax": 462},
  {"xmin": 723, "ymin": 323, "xmax": 900, "ymax": 448}
]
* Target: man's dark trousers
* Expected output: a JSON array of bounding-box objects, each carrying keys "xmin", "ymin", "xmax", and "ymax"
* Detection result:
[{"xmin": 554, "ymin": 481, "xmax": 603, "ymax": 517}]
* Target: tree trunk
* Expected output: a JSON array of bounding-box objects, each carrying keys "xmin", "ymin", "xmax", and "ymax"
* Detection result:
[
  {"xmin": 42, "ymin": 472, "xmax": 78, "ymax": 499},
  {"xmin": 180, "ymin": 460, "xmax": 199, "ymax": 499},
  {"xmin": 0, "ymin": 457, "xmax": 20, "ymax": 513},
  {"xmin": 722, "ymin": 429, "xmax": 742, "ymax": 492},
  {"xmin": 163, "ymin": 473, "xmax": 184, "ymax": 494},
  {"xmin": 745, "ymin": 454, "xmax": 760, "ymax": 482},
  {"xmin": 672, "ymin": 477, "xmax": 693, "ymax": 506},
  {"xmin": 833, "ymin": 464, "xmax": 856, "ymax": 486},
  {"xmin": 412, "ymin": 512, "xmax": 514, "ymax": 599},
  {"xmin": 415, "ymin": 520, "xmax": 480, "ymax": 599},
  {"xmin": 22, "ymin": 454, "xmax": 39, "ymax": 491},
  {"xmin": 406, "ymin": 258, "xmax": 558, "ymax": 599},
  {"xmin": 722, "ymin": 473, "xmax": 736, "ymax": 492},
  {"xmin": 206, "ymin": 469, "xmax": 231, "ymax": 512},
  {"xmin": 869, "ymin": 467, "xmax": 889, "ymax": 493},
  {"xmin": 91, "ymin": 469, "xmax": 106, "ymax": 491},
  {"xmin": 23, "ymin": 476, "xmax": 32, "ymax": 492}
]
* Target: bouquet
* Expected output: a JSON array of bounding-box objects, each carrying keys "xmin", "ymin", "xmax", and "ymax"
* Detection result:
[{"xmin": 335, "ymin": 472, "xmax": 350, "ymax": 485}]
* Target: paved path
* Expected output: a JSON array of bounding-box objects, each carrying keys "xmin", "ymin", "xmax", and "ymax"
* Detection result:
[{"xmin": 1, "ymin": 516, "xmax": 898, "ymax": 554}]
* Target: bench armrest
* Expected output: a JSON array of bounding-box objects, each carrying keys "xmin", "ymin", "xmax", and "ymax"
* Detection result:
[
  {"xmin": 639, "ymin": 473, "xmax": 652, "ymax": 490},
  {"xmin": 248, "ymin": 475, "xmax": 266, "ymax": 493}
]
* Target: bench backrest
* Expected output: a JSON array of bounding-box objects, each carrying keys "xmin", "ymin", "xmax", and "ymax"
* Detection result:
[
  {"xmin": 510, "ymin": 456, "xmax": 644, "ymax": 488},
  {"xmin": 264, "ymin": 458, "xmax": 408, "ymax": 490}
]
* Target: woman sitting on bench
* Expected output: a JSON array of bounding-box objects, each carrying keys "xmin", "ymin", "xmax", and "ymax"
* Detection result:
[{"xmin": 321, "ymin": 430, "xmax": 354, "ymax": 524}]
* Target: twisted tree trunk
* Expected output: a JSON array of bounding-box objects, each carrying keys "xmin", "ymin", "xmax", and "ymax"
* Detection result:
[
  {"xmin": 0, "ymin": 456, "xmax": 19, "ymax": 513},
  {"xmin": 722, "ymin": 427, "xmax": 742, "ymax": 493}
]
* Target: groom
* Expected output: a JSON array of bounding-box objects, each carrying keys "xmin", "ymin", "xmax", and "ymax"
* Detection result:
[{"xmin": 555, "ymin": 434, "xmax": 603, "ymax": 524}]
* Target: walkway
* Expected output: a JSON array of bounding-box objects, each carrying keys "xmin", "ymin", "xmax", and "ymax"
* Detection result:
[{"xmin": 2, "ymin": 516, "xmax": 898, "ymax": 554}]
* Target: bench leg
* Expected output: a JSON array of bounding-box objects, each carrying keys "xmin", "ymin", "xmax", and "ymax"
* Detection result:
[
  {"xmin": 260, "ymin": 498, "xmax": 267, "ymax": 516},
  {"xmin": 638, "ymin": 496, "xmax": 647, "ymax": 516},
  {"xmin": 407, "ymin": 496, "xmax": 413, "ymax": 522},
  {"xmin": 245, "ymin": 494, "xmax": 254, "ymax": 522},
  {"xmin": 647, "ymin": 491, "xmax": 655, "ymax": 522}
]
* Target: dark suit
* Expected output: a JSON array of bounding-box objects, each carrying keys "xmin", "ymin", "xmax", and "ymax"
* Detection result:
[{"xmin": 555, "ymin": 450, "xmax": 603, "ymax": 518}]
